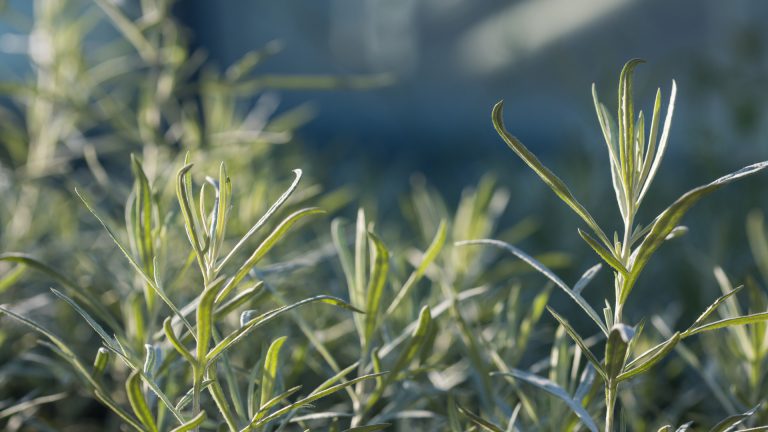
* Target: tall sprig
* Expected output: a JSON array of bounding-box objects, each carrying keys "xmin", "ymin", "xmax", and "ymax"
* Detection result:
[{"xmin": 462, "ymin": 60, "xmax": 768, "ymax": 432}]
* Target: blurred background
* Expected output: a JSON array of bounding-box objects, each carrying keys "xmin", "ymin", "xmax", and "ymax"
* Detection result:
[
  {"xmin": 179, "ymin": 0, "xmax": 768, "ymax": 184},
  {"xmin": 1, "ymin": 0, "xmax": 768, "ymax": 428}
]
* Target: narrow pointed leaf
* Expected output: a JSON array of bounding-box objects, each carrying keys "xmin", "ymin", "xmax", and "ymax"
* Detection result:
[
  {"xmin": 605, "ymin": 324, "xmax": 635, "ymax": 379},
  {"xmin": 578, "ymin": 229, "xmax": 628, "ymax": 275},
  {"xmin": 260, "ymin": 336, "xmax": 287, "ymax": 410},
  {"xmin": 51, "ymin": 289, "xmax": 122, "ymax": 355},
  {"xmin": 246, "ymin": 373, "xmax": 385, "ymax": 430},
  {"xmin": 0, "ymin": 307, "xmax": 144, "ymax": 429},
  {"xmin": 170, "ymin": 412, "xmax": 206, "ymax": 432},
  {"xmin": 126, "ymin": 370, "xmax": 158, "ymax": 432},
  {"xmin": 218, "ymin": 169, "xmax": 302, "ymax": 270},
  {"xmin": 253, "ymin": 385, "xmax": 302, "ymax": 421},
  {"xmin": 683, "ymin": 312, "xmax": 768, "ymax": 338},
  {"xmin": 573, "ymin": 263, "xmax": 602, "ymax": 295},
  {"xmin": 619, "ymin": 332, "xmax": 680, "ymax": 381},
  {"xmin": 387, "ymin": 219, "xmax": 447, "ymax": 314},
  {"xmin": 175, "ymin": 164, "xmax": 206, "ymax": 267},
  {"xmin": 495, "ymin": 370, "xmax": 598, "ymax": 432},
  {"xmin": 624, "ymin": 161, "xmax": 768, "ymax": 304},
  {"xmin": 638, "ymin": 81, "xmax": 677, "ymax": 204},
  {"xmin": 547, "ymin": 308, "xmax": 607, "ymax": 380},
  {"xmin": 364, "ymin": 232, "xmax": 389, "ymax": 343},
  {"xmin": 130, "ymin": 155, "xmax": 155, "ymax": 278},
  {"xmin": 216, "ymin": 207, "xmax": 325, "ymax": 303},
  {"xmin": 493, "ymin": 101, "xmax": 611, "ymax": 248},
  {"xmin": 207, "ymin": 296, "xmax": 361, "ymax": 363},
  {"xmin": 457, "ymin": 405, "xmax": 504, "ymax": 432},
  {"xmin": 708, "ymin": 404, "xmax": 761, "ymax": 432},
  {"xmin": 688, "ymin": 286, "xmax": 743, "ymax": 330},
  {"xmin": 457, "ymin": 239, "xmax": 607, "ymax": 335},
  {"xmin": 75, "ymin": 189, "xmax": 194, "ymax": 333},
  {"xmin": 0, "ymin": 253, "xmax": 119, "ymax": 331}
]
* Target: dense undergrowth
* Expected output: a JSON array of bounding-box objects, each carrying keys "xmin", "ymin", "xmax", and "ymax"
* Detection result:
[{"xmin": 1, "ymin": 1, "xmax": 768, "ymax": 431}]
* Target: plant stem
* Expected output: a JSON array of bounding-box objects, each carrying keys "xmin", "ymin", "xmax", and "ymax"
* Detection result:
[
  {"xmin": 192, "ymin": 365, "xmax": 204, "ymax": 432},
  {"xmin": 605, "ymin": 381, "xmax": 617, "ymax": 432}
]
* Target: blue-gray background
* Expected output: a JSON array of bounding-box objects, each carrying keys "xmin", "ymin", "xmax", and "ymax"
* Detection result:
[{"xmin": 178, "ymin": 0, "xmax": 768, "ymax": 182}]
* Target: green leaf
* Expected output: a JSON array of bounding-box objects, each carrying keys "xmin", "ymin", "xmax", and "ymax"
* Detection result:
[
  {"xmin": 457, "ymin": 239, "xmax": 607, "ymax": 335},
  {"xmin": 637, "ymin": 81, "xmax": 677, "ymax": 205},
  {"xmin": 390, "ymin": 306, "xmax": 431, "ymax": 377},
  {"xmin": 492, "ymin": 101, "xmax": 611, "ymax": 249},
  {"xmin": 169, "ymin": 411, "xmax": 206, "ymax": 432},
  {"xmin": 623, "ymin": 161, "xmax": 768, "ymax": 304},
  {"xmin": 0, "ymin": 393, "xmax": 68, "ymax": 421},
  {"xmin": 605, "ymin": 324, "xmax": 634, "ymax": 380},
  {"xmin": 207, "ymin": 374, "xmax": 239, "ymax": 431},
  {"xmin": 0, "ymin": 306, "xmax": 143, "ymax": 429},
  {"xmin": 217, "ymin": 169, "xmax": 302, "ymax": 271},
  {"xmin": 365, "ymin": 307, "xmax": 432, "ymax": 411},
  {"xmin": 208, "ymin": 162, "xmax": 232, "ymax": 264},
  {"xmin": 708, "ymin": 404, "xmax": 761, "ymax": 432},
  {"xmin": 50, "ymin": 289, "xmax": 123, "ymax": 356},
  {"xmin": 355, "ymin": 209, "xmax": 369, "ymax": 320},
  {"xmin": 331, "ymin": 217, "xmax": 362, "ymax": 340},
  {"xmin": 216, "ymin": 207, "xmax": 325, "ymax": 303},
  {"xmin": 0, "ymin": 253, "xmax": 119, "ymax": 331},
  {"xmin": 252, "ymin": 385, "xmax": 302, "ymax": 422},
  {"xmin": 364, "ymin": 231, "xmax": 389, "ymax": 343},
  {"xmin": 547, "ymin": 308, "xmax": 607, "ymax": 380},
  {"xmin": 308, "ymin": 362, "xmax": 359, "ymax": 396},
  {"xmin": 387, "ymin": 219, "xmax": 447, "ymax": 315},
  {"xmin": 163, "ymin": 318, "xmax": 195, "ymax": 365},
  {"xmin": 75, "ymin": 189, "xmax": 195, "ymax": 335},
  {"xmin": 591, "ymin": 83, "xmax": 620, "ymax": 173},
  {"xmin": 619, "ymin": 332, "xmax": 680, "ymax": 381},
  {"xmin": 207, "ymin": 296, "xmax": 361, "ymax": 363},
  {"xmin": 175, "ymin": 164, "xmax": 206, "ymax": 271},
  {"xmin": 578, "ymin": 229, "xmax": 628, "ymax": 275},
  {"xmin": 447, "ymin": 397, "xmax": 463, "ymax": 432},
  {"xmin": 573, "ymin": 263, "xmax": 602, "ymax": 295},
  {"xmin": 683, "ymin": 312, "xmax": 768, "ymax": 338},
  {"xmin": 129, "ymin": 155, "xmax": 156, "ymax": 279},
  {"xmin": 245, "ymin": 373, "xmax": 386, "ymax": 430},
  {"xmin": 126, "ymin": 370, "xmax": 158, "ymax": 432},
  {"xmin": 688, "ymin": 286, "xmax": 743, "ymax": 330},
  {"xmin": 197, "ymin": 279, "xmax": 224, "ymax": 363},
  {"xmin": 457, "ymin": 405, "xmax": 504, "ymax": 432},
  {"xmin": 617, "ymin": 58, "xmax": 644, "ymax": 190},
  {"xmin": 260, "ymin": 336, "xmax": 287, "ymax": 410},
  {"xmin": 92, "ymin": 347, "xmax": 110, "ymax": 377},
  {"xmin": 495, "ymin": 370, "xmax": 598, "ymax": 432}
]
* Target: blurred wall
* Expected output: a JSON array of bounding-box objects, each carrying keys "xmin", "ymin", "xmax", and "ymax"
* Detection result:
[{"xmin": 179, "ymin": 0, "xmax": 768, "ymax": 174}]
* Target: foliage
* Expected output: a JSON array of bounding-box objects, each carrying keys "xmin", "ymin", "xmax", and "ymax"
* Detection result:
[{"xmin": 0, "ymin": 2, "xmax": 768, "ymax": 431}]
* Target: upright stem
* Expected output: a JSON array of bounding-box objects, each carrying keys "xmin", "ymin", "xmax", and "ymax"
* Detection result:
[
  {"xmin": 192, "ymin": 364, "xmax": 204, "ymax": 431},
  {"xmin": 606, "ymin": 210, "xmax": 633, "ymax": 431},
  {"xmin": 605, "ymin": 381, "xmax": 618, "ymax": 432}
]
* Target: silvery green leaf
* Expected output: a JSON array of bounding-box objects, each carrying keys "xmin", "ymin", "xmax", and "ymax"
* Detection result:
[
  {"xmin": 457, "ymin": 239, "xmax": 607, "ymax": 335},
  {"xmin": 494, "ymin": 369, "xmax": 598, "ymax": 432},
  {"xmin": 493, "ymin": 101, "xmax": 611, "ymax": 249},
  {"xmin": 624, "ymin": 161, "xmax": 768, "ymax": 304}
]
